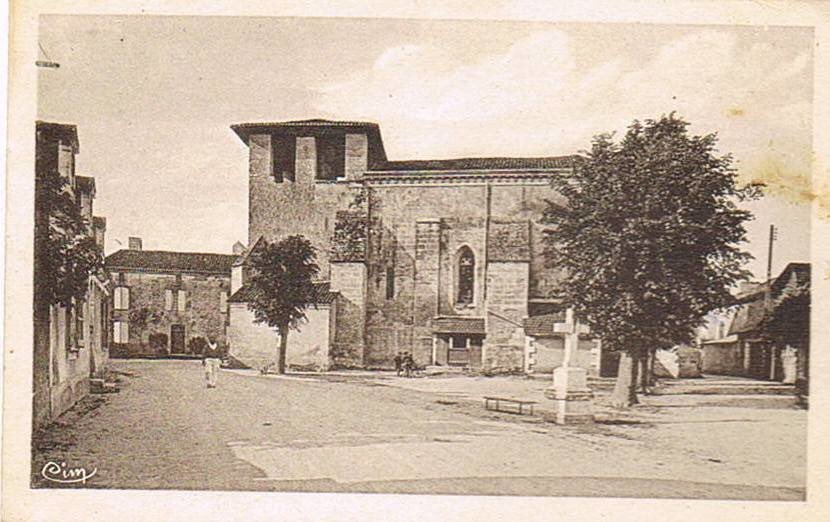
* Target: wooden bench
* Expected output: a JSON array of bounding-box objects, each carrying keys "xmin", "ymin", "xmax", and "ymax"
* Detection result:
[{"xmin": 484, "ymin": 396, "xmax": 537, "ymax": 416}]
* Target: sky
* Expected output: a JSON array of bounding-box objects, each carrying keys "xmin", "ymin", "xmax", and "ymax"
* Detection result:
[{"xmin": 37, "ymin": 16, "xmax": 814, "ymax": 281}]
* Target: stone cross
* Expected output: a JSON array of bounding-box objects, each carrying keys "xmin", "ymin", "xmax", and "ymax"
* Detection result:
[
  {"xmin": 544, "ymin": 307, "xmax": 594, "ymax": 424},
  {"xmin": 552, "ymin": 308, "xmax": 591, "ymax": 369}
]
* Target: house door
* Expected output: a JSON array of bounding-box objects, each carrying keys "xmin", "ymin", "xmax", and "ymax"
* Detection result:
[
  {"xmin": 748, "ymin": 342, "xmax": 771, "ymax": 380},
  {"xmin": 447, "ymin": 335, "xmax": 483, "ymax": 368},
  {"xmin": 170, "ymin": 325, "xmax": 185, "ymax": 354}
]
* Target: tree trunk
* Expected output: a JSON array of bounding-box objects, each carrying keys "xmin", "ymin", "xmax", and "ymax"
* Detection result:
[
  {"xmin": 639, "ymin": 350, "xmax": 653, "ymax": 395},
  {"xmin": 649, "ymin": 349, "xmax": 656, "ymax": 386},
  {"xmin": 277, "ymin": 324, "xmax": 288, "ymax": 374},
  {"xmin": 610, "ymin": 351, "xmax": 640, "ymax": 408}
]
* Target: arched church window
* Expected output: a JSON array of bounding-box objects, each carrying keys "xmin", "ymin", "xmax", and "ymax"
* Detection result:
[{"xmin": 457, "ymin": 246, "xmax": 475, "ymax": 306}]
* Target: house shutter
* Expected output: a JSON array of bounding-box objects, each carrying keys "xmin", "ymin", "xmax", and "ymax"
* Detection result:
[
  {"xmin": 165, "ymin": 289, "xmax": 174, "ymax": 311},
  {"xmin": 113, "ymin": 321, "xmax": 126, "ymax": 343},
  {"xmin": 178, "ymin": 290, "xmax": 187, "ymax": 312},
  {"xmin": 115, "ymin": 287, "xmax": 130, "ymax": 310}
]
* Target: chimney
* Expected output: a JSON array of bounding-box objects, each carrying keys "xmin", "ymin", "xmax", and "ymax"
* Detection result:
[
  {"xmin": 128, "ymin": 237, "xmax": 143, "ymax": 251},
  {"xmin": 232, "ymin": 241, "xmax": 246, "ymax": 255}
]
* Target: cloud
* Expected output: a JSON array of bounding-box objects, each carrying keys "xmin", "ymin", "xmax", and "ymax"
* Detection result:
[
  {"xmin": 316, "ymin": 30, "xmax": 574, "ymax": 124},
  {"xmin": 314, "ymin": 26, "xmax": 810, "ymax": 173}
]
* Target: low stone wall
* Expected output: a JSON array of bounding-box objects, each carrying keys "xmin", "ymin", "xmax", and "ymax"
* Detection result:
[
  {"xmin": 228, "ymin": 303, "xmax": 332, "ymax": 371},
  {"xmin": 702, "ymin": 342, "xmax": 744, "ymax": 375}
]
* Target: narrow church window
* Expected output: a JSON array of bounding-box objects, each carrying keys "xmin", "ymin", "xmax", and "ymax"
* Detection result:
[
  {"xmin": 457, "ymin": 246, "xmax": 475, "ymax": 306},
  {"xmin": 386, "ymin": 265, "xmax": 395, "ymax": 300}
]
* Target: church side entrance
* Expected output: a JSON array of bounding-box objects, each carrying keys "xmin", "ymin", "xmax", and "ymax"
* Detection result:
[{"xmin": 434, "ymin": 334, "xmax": 483, "ymax": 369}]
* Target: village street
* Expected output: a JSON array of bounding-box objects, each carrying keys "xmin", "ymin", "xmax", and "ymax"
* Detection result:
[{"xmin": 32, "ymin": 360, "xmax": 806, "ymax": 500}]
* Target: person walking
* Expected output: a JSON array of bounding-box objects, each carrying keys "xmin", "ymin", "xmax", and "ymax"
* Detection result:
[
  {"xmin": 202, "ymin": 336, "xmax": 222, "ymax": 388},
  {"xmin": 403, "ymin": 352, "xmax": 414, "ymax": 378},
  {"xmin": 393, "ymin": 352, "xmax": 403, "ymax": 376}
]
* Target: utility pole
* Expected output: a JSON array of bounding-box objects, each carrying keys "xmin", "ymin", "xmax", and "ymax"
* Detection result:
[
  {"xmin": 764, "ymin": 224, "xmax": 777, "ymax": 310},
  {"xmin": 763, "ymin": 224, "xmax": 778, "ymax": 380},
  {"xmin": 766, "ymin": 224, "xmax": 777, "ymax": 286}
]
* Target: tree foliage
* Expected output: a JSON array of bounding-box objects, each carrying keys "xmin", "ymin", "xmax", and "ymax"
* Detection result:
[
  {"xmin": 246, "ymin": 235, "xmax": 320, "ymax": 373},
  {"xmin": 543, "ymin": 114, "xmax": 760, "ymax": 404},
  {"xmin": 128, "ymin": 306, "xmax": 164, "ymax": 332},
  {"xmin": 34, "ymin": 167, "xmax": 103, "ymax": 308}
]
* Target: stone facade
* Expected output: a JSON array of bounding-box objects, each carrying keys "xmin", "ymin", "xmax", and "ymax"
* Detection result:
[
  {"xmin": 34, "ymin": 121, "xmax": 110, "ymax": 428},
  {"xmin": 230, "ymin": 119, "xmax": 597, "ymax": 373},
  {"xmin": 105, "ymin": 245, "xmax": 235, "ymax": 357}
]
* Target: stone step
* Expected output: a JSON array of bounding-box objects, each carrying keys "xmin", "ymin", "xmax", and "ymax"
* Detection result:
[
  {"xmin": 424, "ymin": 365, "xmax": 468, "ymax": 376},
  {"xmin": 90, "ymin": 378, "xmax": 120, "ymax": 394}
]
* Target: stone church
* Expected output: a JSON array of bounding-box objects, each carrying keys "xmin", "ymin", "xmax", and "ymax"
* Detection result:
[{"xmin": 227, "ymin": 119, "xmax": 602, "ymax": 374}]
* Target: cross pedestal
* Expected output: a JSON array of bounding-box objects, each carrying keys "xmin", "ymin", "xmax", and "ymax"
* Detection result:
[{"xmin": 544, "ymin": 308, "xmax": 595, "ymax": 424}]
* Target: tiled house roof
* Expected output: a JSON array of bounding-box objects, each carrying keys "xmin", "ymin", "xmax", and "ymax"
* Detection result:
[
  {"xmin": 228, "ymin": 281, "xmax": 338, "ymax": 305},
  {"xmin": 36, "ymin": 120, "xmax": 79, "ymax": 152},
  {"xmin": 771, "ymin": 262, "xmax": 810, "ymax": 294},
  {"xmin": 729, "ymin": 262, "xmax": 810, "ymax": 335},
  {"xmin": 105, "ymin": 249, "xmax": 237, "ymax": 275},
  {"xmin": 488, "ymin": 221, "xmax": 531, "ymax": 262},
  {"xmin": 523, "ymin": 313, "xmax": 568, "ymax": 337},
  {"xmin": 432, "ymin": 316, "xmax": 486, "ymax": 335}
]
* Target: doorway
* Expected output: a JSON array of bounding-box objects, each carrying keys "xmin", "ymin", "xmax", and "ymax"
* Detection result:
[
  {"xmin": 170, "ymin": 324, "xmax": 185, "ymax": 354},
  {"xmin": 447, "ymin": 335, "xmax": 483, "ymax": 369}
]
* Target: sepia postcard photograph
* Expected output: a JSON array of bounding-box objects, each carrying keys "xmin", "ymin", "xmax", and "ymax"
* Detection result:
[{"xmin": 4, "ymin": 1, "xmax": 830, "ymax": 521}]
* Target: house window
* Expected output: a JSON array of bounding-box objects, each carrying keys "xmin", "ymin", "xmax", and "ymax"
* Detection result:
[
  {"xmin": 58, "ymin": 143, "xmax": 74, "ymax": 180},
  {"xmin": 65, "ymin": 304, "xmax": 78, "ymax": 354},
  {"xmin": 457, "ymin": 246, "xmax": 475, "ymax": 306},
  {"xmin": 178, "ymin": 290, "xmax": 187, "ymax": 312},
  {"xmin": 220, "ymin": 291, "xmax": 228, "ymax": 311},
  {"xmin": 76, "ymin": 300, "xmax": 85, "ymax": 340},
  {"xmin": 165, "ymin": 289, "xmax": 174, "ymax": 311},
  {"xmin": 386, "ymin": 266, "xmax": 395, "ymax": 300},
  {"xmin": 113, "ymin": 321, "xmax": 129, "ymax": 344},
  {"xmin": 114, "ymin": 286, "xmax": 130, "ymax": 310}
]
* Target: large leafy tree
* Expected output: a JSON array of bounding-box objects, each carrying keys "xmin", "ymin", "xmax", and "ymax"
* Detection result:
[
  {"xmin": 246, "ymin": 235, "xmax": 320, "ymax": 374},
  {"xmin": 543, "ymin": 114, "xmax": 759, "ymax": 407},
  {"xmin": 34, "ymin": 166, "xmax": 103, "ymax": 309}
]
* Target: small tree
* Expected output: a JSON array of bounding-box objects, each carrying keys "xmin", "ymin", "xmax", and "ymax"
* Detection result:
[
  {"xmin": 34, "ymin": 165, "xmax": 103, "ymax": 309},
  {"xmin": 543, "ymin": 114, "xmax": 759, "ymax": 408},
  {"xmin": 246, "ymin": 235, "xmax": 319, "ymax": 374},
  {"xmin": 128, "ymin": 306, "xmax": 164, "ymax": 347}
]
